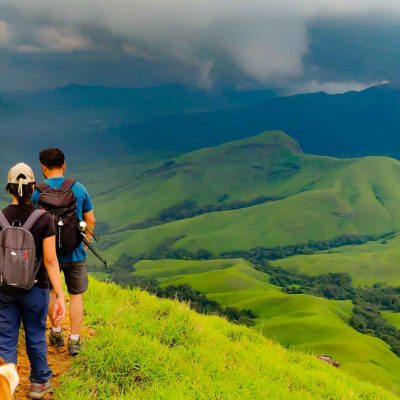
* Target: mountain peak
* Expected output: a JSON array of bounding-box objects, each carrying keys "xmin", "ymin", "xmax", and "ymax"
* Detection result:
[
  {"xmin": 244, "ymin": 130, "xmax": 302, "ymax": 149},
  {"xmin": 176, "ymin": 131, "xmax": 303, "ymax": 168},
  {"xmin": 218, "ymin": 130, "xmax": 303, "ymax": 154}
]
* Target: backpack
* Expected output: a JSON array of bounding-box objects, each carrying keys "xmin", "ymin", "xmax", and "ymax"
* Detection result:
[
  {"xmin": 36, "ymin": 178, "xmax": 82, "ymax": 255},
  {"xmin": 0, "ymin": 209, "xmax": 44, "ymax": 290}
]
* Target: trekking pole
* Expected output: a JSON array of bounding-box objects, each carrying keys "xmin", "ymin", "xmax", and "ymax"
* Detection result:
[
  {"xmin": 86, "ymin": 226, "xmax": 100, "ymax": 242},
  {"xmin": 81, "ymin": 234, "xmax": 107, "ymax": 268},
  {"xmin": 78, "ymin": 222, "xmax": 107, "ymax": 269},
  {"xmin": 79, "ymin": 221, "xmax": 100, "ymax": 241}
]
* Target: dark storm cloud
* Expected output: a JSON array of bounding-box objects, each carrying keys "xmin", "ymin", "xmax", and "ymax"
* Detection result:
[
  {"xmin": 0, "ymin": 1, "xmax": 399, "ymax": 92},
  {"xmin": 304, "ymin": 17, "xmax": 400, "ymax": 84},
  {"xmin": 0, "ymin": 50, "xmax": 198, "ymax": 91}
]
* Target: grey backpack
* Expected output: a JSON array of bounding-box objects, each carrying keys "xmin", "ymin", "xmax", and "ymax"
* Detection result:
[{"xmin": 0, "ymin": 209, "xmax": 44, "ymax": 290}]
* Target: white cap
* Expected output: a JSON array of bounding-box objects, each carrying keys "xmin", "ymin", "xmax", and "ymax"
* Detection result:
[{"xmin": 7, "ymin": 163, "xmax": 35, "ymax": 196}]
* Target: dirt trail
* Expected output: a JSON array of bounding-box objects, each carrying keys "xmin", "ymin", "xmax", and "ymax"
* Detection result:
[{"xmin": 14, "ymin": 301, "xmax": 93, "ymax": 400}]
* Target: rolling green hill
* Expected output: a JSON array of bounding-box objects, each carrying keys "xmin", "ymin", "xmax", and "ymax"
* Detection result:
[
  {"xmin": 93, "ymin": 130, "xmax": 315, "ymax": 229},
  {"xmin": 55, "ymin": 279, "xmax": 398, "ymax": 399},
  {"xmin": 95, "ymin": 130, "xmax": 400, "ymax": 258},
  {"xmin": 383, "ymin": 311, "xmax": 400, "ymax": 330},
  {"xmin": 77, "ymin": 131, "xmax": 400, "ymax": 392},
  {"xmin": 271, "ymin": 234, "xmax": 400, "ymax": 287},
  {"xmin": 128, "ymin": 258, "xmax": 400, "ymax": 390}
]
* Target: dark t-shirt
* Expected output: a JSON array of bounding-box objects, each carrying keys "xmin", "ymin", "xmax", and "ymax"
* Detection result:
[{"xmin": 0, "ymin": 204, "xmax": 56, "ymax": 291}]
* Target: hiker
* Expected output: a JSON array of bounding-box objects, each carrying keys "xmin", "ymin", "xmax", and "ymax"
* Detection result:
[
  {"xmin": 32, "ymin": 148, "xmax": 95, "ymax": 356},
  {"xmin": 0, "ymin": 162, "xmax": 65, "ymax": 399}
]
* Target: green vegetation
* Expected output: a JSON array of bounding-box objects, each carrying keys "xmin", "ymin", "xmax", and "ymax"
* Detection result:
[
  {"xmin": 350, "ymin": 301, "xmax": 400, "ymax": 356},
  {"xmin": 55, "ymin": 279, "xmax": 398, "ymax": 399},
  {"xmin": 102, "ymin": 231, "xmax": 391, "ymax": 261},
  {"xmin": 265, "ymin": 235, "xmax": 400, "ymax": 357},
  {"xmin": 255, "ymin": 265, "xmax": 400, "ymax": 356},
  {"xmin": 115, "ymin": 196, "xmax": 281, "ymax": 231},
  {"xmin": 383, "ymin": 312, "xmax": 400, "ymax": 330},
  {"xmin": 107, "ymin": 255, "xmax": 257, "ymax": 326},
  {"xmin": 220, "ymin": 232, "xmax": 394, "ymax": 262},
  {"xmin": 78, "ymin": 131, "xmax": 400, "ymax": 391},
  {"xmin": 121, "ymin": 258, "xmax": 400, "ymax": 390},
  {"xmin": 157, "ymin": 284, "xmax": 257, "ymax": 326},
  {"xmin": 272, "ymin": 234, "xmax": 400, "ymax": 287},
  {"xmin": 92, "ymin": 131, "xmax": 400, "ymax": 260},
  {"xmin": 99, "ymin": 230, "xmax": 400, "ymax": 359}
]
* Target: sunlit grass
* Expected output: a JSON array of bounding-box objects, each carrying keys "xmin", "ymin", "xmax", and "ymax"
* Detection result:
[{"xmin": 56, "ymin": 279, "xmax": 399, "ymax": 399}]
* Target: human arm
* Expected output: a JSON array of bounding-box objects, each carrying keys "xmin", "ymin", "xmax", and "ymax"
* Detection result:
[
  {"xmin": 80, "ymin": 184, "xmax": 95, "ymax": 245},
  {"xmin": 43, "ymin": 235, "xmax": 65, "ymax": 324},
  {"xmin": 83, "ymin": 209, "xmax": 95, "ymax": 245}
]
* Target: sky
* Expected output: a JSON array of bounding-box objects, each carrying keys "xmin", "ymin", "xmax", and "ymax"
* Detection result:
[{"xmin": 0, "ymin": 0, "xmax": 398, "ymax": 93}]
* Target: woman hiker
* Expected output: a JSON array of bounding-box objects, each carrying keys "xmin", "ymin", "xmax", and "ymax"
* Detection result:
[{"xmin": 0, "ymin": 162, "xmax": 65, "ymax": 399}]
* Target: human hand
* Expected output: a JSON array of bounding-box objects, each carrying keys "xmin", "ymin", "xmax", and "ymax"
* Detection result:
[{"xmin": 53, "ymin": 295, "xmax": 66, "ymax": 325}]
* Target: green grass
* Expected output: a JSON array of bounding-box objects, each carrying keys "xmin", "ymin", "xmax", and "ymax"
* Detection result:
[
  {"xmin": 383, "ymin": 311, "xmax": 400, "ymax": 330},
  {"xmin": 271, "ymin": 235, "xmax": 400, "ymax": 287},
  {"xmin": 55, "ymin": 279, "xmax": 399, "ymax": 399},
  {"xmin": 95, "ymin": 131, "xmax": 400, "ymax": 256},
  {"xmin": 132, "ymin": 259, "xmax": 400, "ymax": 390},
  {"xmin": 75, "ymin": 131, "xmax": 400, "ymax": 392},
  {"xmin": 103, "ymin": 188, "xmax": 377, "ymax": 255}
]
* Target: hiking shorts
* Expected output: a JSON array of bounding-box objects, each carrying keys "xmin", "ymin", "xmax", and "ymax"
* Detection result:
[{"xmin": 56, "ymin": 261, "xmax": 88, "ymax": 295}]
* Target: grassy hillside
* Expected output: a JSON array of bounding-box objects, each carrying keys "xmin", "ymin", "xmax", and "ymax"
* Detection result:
[
  {"xmin": 76, "ymin": 131, "xmax": 400, "ymax": 392},
  {"xmin": 93, "ymin": 130, "xmax": 319, "ymax": 229},
  {"xmin": 96, "ymin": 131, "xmax": 400, "ymax": 257},
  {"xmin": 383, "ymin": 312, "xmax": 400, "ymax": 330},
  {"xmin": 131, "ymin": 258, "xmax": 400, "ymax": 390},
  {"xmin": 271, "ymin": 234, "xmax": 400, "ymax": 287},
  {"xmin": 55, "ymin": 279, "xmax": 398, "ymax": 399}
]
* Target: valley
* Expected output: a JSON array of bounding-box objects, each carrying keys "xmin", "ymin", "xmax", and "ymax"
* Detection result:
[{"xmin": 77, "ymin": 130, "xmax": 400, "ymax": 392}]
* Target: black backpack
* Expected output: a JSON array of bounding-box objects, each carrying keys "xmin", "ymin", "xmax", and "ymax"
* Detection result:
[
  {"xmin": 0, "ymin": 209, "xmax": 44, "ymax": 290},
  {"xmin": 36, "ymin": 178, "xmax": 82, "ymax": 255}
]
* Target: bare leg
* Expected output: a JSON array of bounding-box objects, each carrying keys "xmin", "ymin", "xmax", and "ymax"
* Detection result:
[{"xmin": 69, "ymin": 294, "xmax": 83, "ymax": 336}]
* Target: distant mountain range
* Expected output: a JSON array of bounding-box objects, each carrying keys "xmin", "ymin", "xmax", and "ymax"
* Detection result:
[
  {"xmin": 0, "ymin": 84, "xmax": 276, "ymax": 160},
  {"xmin": 115, "ymin": 83, "xmax": 400, "ymax": 157},
  {"xmin": 2, "ymin": 82, "xmax": 400, "ymax": 159}
]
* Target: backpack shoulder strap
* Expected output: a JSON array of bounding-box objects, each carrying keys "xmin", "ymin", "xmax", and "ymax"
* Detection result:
[
  {"xmin": 36, "ymin": 182, "xmax": 49, "ymax": 193},
  {"xmin": 0, "ymin": 211, "xmax": 11, "ymax": 229},
  {"xmin": 23, "ymin": 210, "xmax": 45, "ymax": 231},
  {"xmin": 61, "ymin": 178, "xmax": 77, "ymax": 190}
]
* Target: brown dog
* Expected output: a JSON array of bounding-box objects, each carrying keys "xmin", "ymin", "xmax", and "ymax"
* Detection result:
[{"xmin": 0, "ymin": 357, "xmax": 19, "ymax": 400}]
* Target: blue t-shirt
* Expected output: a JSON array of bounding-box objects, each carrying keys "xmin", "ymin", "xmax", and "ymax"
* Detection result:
[{"xmin": 32, "ymin": 177, "xmax": 94, "ymax": 263}]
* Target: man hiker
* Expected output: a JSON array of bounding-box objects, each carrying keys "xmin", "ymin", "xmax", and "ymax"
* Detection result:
[{"xmin": 32, "ymin": 148, "xmax": 95, "ymax": 356}]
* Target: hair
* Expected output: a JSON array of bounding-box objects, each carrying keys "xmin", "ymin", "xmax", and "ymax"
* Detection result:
[
  {"xmin": 5, "ymin": 181, "xmax": 35, "ymax": 206},
  {"xmin": 39, "ymin": 148, "xmax": 65, "ymax": 169}
]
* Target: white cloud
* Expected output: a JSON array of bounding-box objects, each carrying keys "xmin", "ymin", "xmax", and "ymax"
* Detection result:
[
  {"xmin": 15, "ymin": 27, "xmax": 92, "ymax": 53},
  {"xmin": 36, "ymin": 26, "xmax": 93, "ymax": 52},
  {"xmin": 0, "ymin": 19, "xmax": 11, "ymax": 46},
  {"xmin": 289, "ymin": 80, "xmax": 389, "ymax": 95}
]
